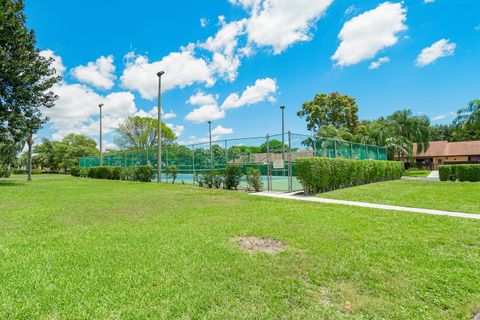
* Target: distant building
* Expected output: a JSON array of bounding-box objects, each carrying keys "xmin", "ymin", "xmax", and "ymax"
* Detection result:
[{"xmin": 401, "ymin": 140, "xmax": 480, "ymax": 170}]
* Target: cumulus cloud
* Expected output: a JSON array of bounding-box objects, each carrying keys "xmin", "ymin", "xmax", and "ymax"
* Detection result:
[
  {"xmin": 230, "ymin": 0, "xmax": 333, "ymax": 54},
  {"xmin": 120, "ymin": 45, "xmax": 214, "ymax": 100},
  {"xmin": 221, "ymin": 77, "xmax": 277, "ymax": 110},
  {"xmin": 332, "ymin": 2, "xmax": 407, "ymax": 67},
  {"xmin": 185, "ymin": 92, "xmax": 226, "ymax": 123},
  {"xmin": 211, "ymin": 125, "xmax": 234, "ymax": 135},
  {"xmin": 134, "ymin": 106, "xmax": 176, "ymax": 120},
  {"xmin": 431, "ymin": 114, "xmax": 446, "ymax": 121},
  {"xmin": 415, "ymin": 39, "xmax": 456, "ymax": 67},
  {"xmin": 166, "ymin": 123, "xmax": 185, "ymax": 137},
  {"xmin": 71, "ymin": 55, "xmax": 116, "ymax": 90},
  {"xmin": 39, "ymin": 49, "xmax": 66, "ymax": 77},
  {"xmin": 200, "ymin": 18, "xmax": 208, "ymax": 27},
  {"xmin": 423, "ymin": 0, "xmax": 435, "ymax": 3},
  {"xmin": 47, "ymin": 83, "xmax": 136, "ymax": 140},
  {"xmin": 369, "ymin": 56, "xmax": 390, "ymax": 69}
]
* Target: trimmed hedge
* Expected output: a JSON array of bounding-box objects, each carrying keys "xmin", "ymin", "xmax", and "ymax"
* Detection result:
[
  {"xmin": 296, "ymin": 158, "xmax": 403, "ymax": 194},
  {"xmin": 439, "ymin": 164, "xmax": 480, "ymax": 182},
  {"xmin": 81, "ymin": 166, "xmax": 153, "ymax": 182},
  {"xmin": 12, "ymin": 168, "xmax": 42, "ymax": 175}
]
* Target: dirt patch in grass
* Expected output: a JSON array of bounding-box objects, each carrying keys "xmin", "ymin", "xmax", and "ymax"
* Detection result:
[{"xmin": 237, "ymin": 236, "xmax": 287, "ymax": 254}]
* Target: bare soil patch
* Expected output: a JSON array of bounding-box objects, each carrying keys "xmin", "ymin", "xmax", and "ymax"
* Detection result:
[{"xmin": 237, "ymin": 236, "xmax": 286, "ymax": 254}]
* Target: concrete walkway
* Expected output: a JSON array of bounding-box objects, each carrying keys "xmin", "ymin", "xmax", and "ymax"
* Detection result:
[{"xmin": 251, "ymin": 191, "xmax": 480, "ymax": 220}]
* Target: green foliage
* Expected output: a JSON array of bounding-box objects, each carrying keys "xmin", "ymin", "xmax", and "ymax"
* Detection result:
[
  {"xmin": 224, "ymin": 164, "xmax": 242, "ymax": 190},
  {"xmin": 114, "ymin": 116, "xmax": 176, "ymax": 150},
  {"xmin": 0, "ymin": 0, "xmax": 59, "ymax": 168},
  {"xmin": 200, "ymin": 170, "xmax": 223, "ymax": 189},
  {"xmin": 246, "ymin": 168, "xmax": 262, "ymax": 192},
  {"xmin": 296, "ymin": 158, "xmax": 403, "ymax": 194},
  {"xmin": 12, "ymin": 168, "xmax": 41, "ymax": 175},
  {"xmin": 453, "ymin": 100, "xmax": 480, "ymax": 141},
  {"xmin": 439, "ymin": 165, "xmax": 455, "ymax": 182},
  {"xmin": 439, "ymin": 164, "xmax": 480, "ymax": 182},
  {"xmin": 133, "ymin": 166, "xmax": 154, "ymax": 182},
  {"xmin": 70, "ymin": 166, "xmax": 80, "ymax": 177},
  {"xmin": 87, "ymin": 167, "xmax": 97, "ymax": 178},
  {"xmin": 111, "ymin": 167, "xmax": 122, "ymax": 180},
  {"xmin": 94, "ymin": 167, "xmax": 111, "ymax": 180},
  {"xmin": 0, "ymin": 167, "xmax": 10, "ymax": 178},
  {"xmin": 165, "ymin": 165, "xmax": 178, "ymax": 184},
  {"xmin": 297, "ymin": 92, "xmax": 360, "ymax": 134},
  {"xmin": 79, "ymin": 168, "xmax": 88, "ymax": 177},
  {"xmin": 455, "ymin": 165, "xmax": 480, "ymax": 182},
  {"xmin": 120, "ymin": 167, "xmax": 135, "ymax": 181}
]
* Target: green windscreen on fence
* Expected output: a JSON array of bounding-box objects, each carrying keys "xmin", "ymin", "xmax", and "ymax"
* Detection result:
[{"xmin": 79, "ymin": 133, "xmax": 387, "ymax": 191}]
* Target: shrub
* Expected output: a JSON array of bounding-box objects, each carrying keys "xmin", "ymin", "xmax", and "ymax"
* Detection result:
[
  {"xmin": 0, "ymin": 167, "xmax": 11, "ymax": 178},
  {"xmin": 79, "ymin": 168, "xmax": 88, "ymax": 177},
  {"xmin": 456, "ymin": 164, "xmax": 480, "ymax": 182},
  {"xmin": 246, "ymin": 168, "xmax": 262, "ymax": 192},
  {"xmin": 165, "ymin": 165, "xmax": 178, "ymax": 184},
  {"xmin": 12, "ymin": 168, "xmax": 42, "ymax": 175},
  {"xmin": 70, "ymin": 166, "xmax": 80, "ymax": 177},
  {"xmin": 111, "ymin": 167, "xmax": 122, "ymax": 180},
  {"xmin": 120, "ymin": 167, "xmax": 134, "ymax": 181},
  {"xmin": 224, "ymin": 164, "xmax": 242, "ymax": 190},
  {"xmin": 439, "ymin": 165, "xmax": 455, "ymax": 181},
  {"xmin": 95, "ymin": 167, "xmax": 112, "ymax": 179},
  {"xmin": 133, "ymin": 166, "xmax": 154, "ymax": 182},
  {"xmin": 87, "ymin": 167, "xmax": 97, "ymax": 178},
  {"xmin": 296, "ymin": 158, "xmax": 403, "ymax": 194},
  {"xmin": 202, "ymin": 170, "xmax": 223, "ymax": 188}
]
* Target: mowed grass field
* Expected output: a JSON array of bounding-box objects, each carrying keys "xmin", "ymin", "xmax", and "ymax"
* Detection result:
[
  {"xmin": 320, "ymin": 180, "xmax": 480, "ymax": 214},
  {"xmin": 1, "ymin": 175, "xmax": 480, "ymax": 319}
]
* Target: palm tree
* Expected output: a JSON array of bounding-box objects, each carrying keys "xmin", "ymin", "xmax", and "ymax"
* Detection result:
[
  {"xmin": 453, "ymin": 99, "xmax": 480, "ymax": 129},
  {"xmin": 387, "ymin": 109, "xmax": 430, "ymax": 155}
]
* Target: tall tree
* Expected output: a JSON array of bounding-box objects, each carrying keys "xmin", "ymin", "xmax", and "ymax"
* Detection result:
[
  {"xmin": 114, "ymin": 116, "xmax": 175, "ymax": 150},
  {"xmin": 297, "ymin": 92, "xmax": 360, "ymax": 134},
  {"xmin": 386, "ymin": 109, "xmax": 431, "ymax": 155},
  {"xmin": 0, "ymin": 0, "xmax": 60, "ymax": 179},
  {"xmin": 453, "ymin": 99, "xmax": 480, "ymax": 141}
]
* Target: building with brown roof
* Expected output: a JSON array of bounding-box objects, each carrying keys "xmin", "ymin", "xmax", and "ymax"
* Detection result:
[{"xmin": 402, "ymin": 140, "xmax": 480, "ymax": 170}]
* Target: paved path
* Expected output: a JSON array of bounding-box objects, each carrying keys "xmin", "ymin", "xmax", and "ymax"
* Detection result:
[
  {"xmin": 251, "ymin": 191, "xmax": 480, "ymax": 220},
  {"xmin": 427, "ymin": 170, "xmax": 439, "ymax": 179}
]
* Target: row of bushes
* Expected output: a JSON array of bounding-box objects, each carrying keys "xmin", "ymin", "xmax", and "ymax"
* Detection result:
[
  {"xmin": 439, "ymin": 164, "xmax": 480, "ymax": 182},
  {"xmin": 296, "ymin": 158, "xmax": 404, "ymax": 194},
  {"xmin": 71, "ymin": 166, "xmax": 154, "ymax": 182},
  {"xmin": 196, "ymin": 165, "xmax": 263, "ymax": 191},
  {"xmin": 11, "ymin": 168, "xmax": 43, "ymax": 175}
]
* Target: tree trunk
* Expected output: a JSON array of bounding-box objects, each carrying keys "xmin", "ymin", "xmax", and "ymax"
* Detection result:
[{"xmin": 27, "ymin": 131, "xmax": 33, "ymax": 181}]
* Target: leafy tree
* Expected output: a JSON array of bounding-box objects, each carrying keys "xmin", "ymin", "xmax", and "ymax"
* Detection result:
[
  {"xmin": 0, "ymin": 0, "xmax": 60, "ymax": 179},
  {"xmin": 429, "ymin": 124, "xmax": 455, "ymax": 141},
  {"xmin": 453, "ymin": 99, "xmax": 480, "ymax": 141},
  {"xmin": 114, "ymin": 116, "xmax": 175, "ymax": 150},
  {"xmin": 259, "ymin": 139, "xmax": 288, "ymax": 153},
  {"xmin": 297, "ymin": 92, "xmax": 360, "ymax": 134},
  {"xmin": 386, "ymin": 109, "xmax": 430, "ymax": 155}
]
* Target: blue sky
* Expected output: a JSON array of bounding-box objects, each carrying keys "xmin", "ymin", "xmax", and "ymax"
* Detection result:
[{"xmin": 25, "ymin": 0, "xmax": 479, "ymax": 148}]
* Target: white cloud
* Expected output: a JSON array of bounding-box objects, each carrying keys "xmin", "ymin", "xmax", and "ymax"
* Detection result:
[
  {"xmin": 221, "ymin": 77, "xmax": 277, "ymax": 110},
  {"xmin": 201, "ymin": 18, "xmax": 246, "ymax": 56},
  {"xmin": 211, "ymin": 125, "xmax": 234, "ymax": 135},
  {"xmin": 415, "ymin": 39, "xmax": 456, "ymax": 67},
  {"xmin": 46, "ymin": 82, "xmax": 137, "ymax": 140},
  {"xmin": 200, "ymin": 18, "xmax": 208, "ymax": 28},
  {"xmin": 120, "ymin": 45, "xmax": 214, "ymax": 100},
  {"xmin": 431, "ymin": 114, "xmax": 446, "ymax": 121},
  {"xmin": 185, "ymin": 92, "xmax": 225, "ymax": 123},
  {"xmin": 344, "ymin": 5, "xmax": 357, "ymax": 16},
  {"xmin": 39, "ymin": 49, "xmax": 65, "ymax": 77},
  {"xmin": 423, "ymin": 0, "xmax": 435, "ymax": 3},
  {"xmin": 71, "ymin": 55, "xmax": 116, "ymax": 90},
  {"xmin": 332, "ymin": 2, "xmax": 407, "ymax": 67},
  {"xmin": 134, "ymin": 106, "xmax": 176, "ymax": 120},
  {"xmin": 166, "ymin": 123, "xmax": 185, "ymax": 137},
  {"xmin": 233, "ymin": 0, "xmax": 333, "ymax": 54},
  {"xmin": 369, "ymin": 56, "xmax": 390, "ymax": 69}
]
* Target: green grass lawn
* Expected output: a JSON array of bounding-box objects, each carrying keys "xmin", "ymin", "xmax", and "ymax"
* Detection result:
[
  {"xmin": 320, "ymin": 179, "xmax": 480, "ymax": 214},
  {"xmin": 1, "ymin": 175, "xmax": 480, "ymax": 319},
  {"xmin": 403, "ymin": 169, "xmax": 431, "ymax": 177}
]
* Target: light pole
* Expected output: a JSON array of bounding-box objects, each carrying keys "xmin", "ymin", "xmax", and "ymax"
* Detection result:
[
  {"xmin": 280, "ymin": 105, "xmax": 286, "ymax": 175},
  {"xmin": 99, "ymin": 103, "xmax": 103, "ymax": 167},
  {"xmin": 208, "ymin": 121, "xmax": 212, "ymax": 169},
  {"xmin": 156, "ymin": 71, "xmax": 165, "ymax": 183}
]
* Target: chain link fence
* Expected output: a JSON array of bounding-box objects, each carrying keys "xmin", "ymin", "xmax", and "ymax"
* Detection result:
[{"xmin": 79, "ymin": 132, "xmax": 387, "ymax": 191}]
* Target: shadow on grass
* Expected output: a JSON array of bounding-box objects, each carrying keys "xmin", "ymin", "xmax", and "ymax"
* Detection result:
[{"xmin": 0, "ymin": 180, "xmax": 24, "ymax": 187}]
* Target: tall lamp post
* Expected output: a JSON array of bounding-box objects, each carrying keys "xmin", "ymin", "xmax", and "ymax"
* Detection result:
[
  {"xmin": 280, "ymin": 105, "xmax": 286, "ymax": 175},
  {"xmin": 99, "ymin": 103, "xmax": 104, "ymax": 167},
  {"xmin": 156, "ymin": 71, "xmax": 165, "ymax": 183},
  {"xmin": 208, "ymin": 120, "xmax": 212, "ymax": 169}
]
